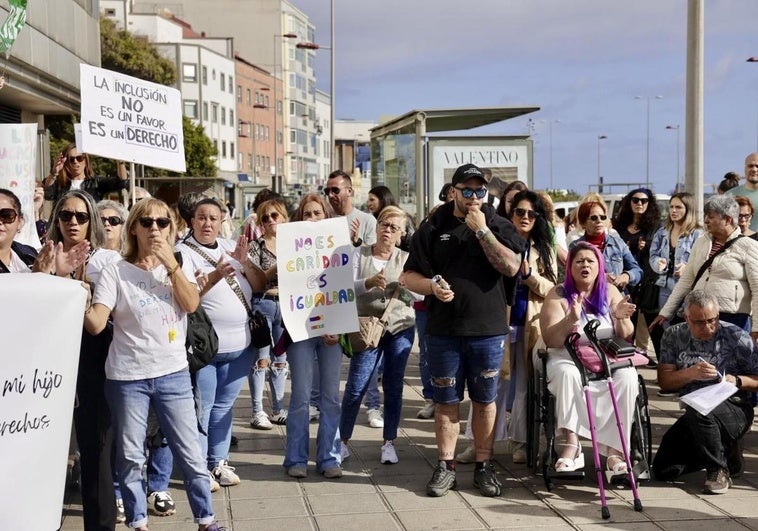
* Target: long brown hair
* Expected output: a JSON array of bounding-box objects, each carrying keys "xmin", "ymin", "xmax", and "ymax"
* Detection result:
[{"xmin": 56, "ymin": 142, "xmax": 94, "ymax": 189}]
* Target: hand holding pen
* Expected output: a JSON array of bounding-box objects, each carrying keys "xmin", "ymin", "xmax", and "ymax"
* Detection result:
[{"xmin": 695, "ymin": 356, "xmax": 722, "ymax": 381}]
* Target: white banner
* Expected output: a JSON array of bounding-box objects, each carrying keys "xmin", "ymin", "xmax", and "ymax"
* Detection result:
[
  {"xmin": 0, "ymin": 274, "xmax": 85, "ymax": 529},
  {"xmin": 277, "ymin": 218, "xmax": 359, "ymax": 342},
  {"xmin": 0, "ymin": 123, "xmax": 39, "ymax": 248},
  {"xmin": 79, "ymin": 64, "xmax": 186, "ymax": 173}
]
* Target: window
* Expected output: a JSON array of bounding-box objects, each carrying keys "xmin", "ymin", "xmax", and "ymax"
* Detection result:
[
  {"xmin": 248, "ymin": 154, "xmax": 253, "ymax": 171},
  {"xmin": 236, "ymin": 85, "xmax": 242, "ymax": 102},
  {"xmin": 246, "ymin": 88, "xmax": 251, "ymax": 106},
  {"xmin": 183, "ymin": 100, "xmax": 198, "ymax": 118},
  {"xmin": 264, "ymin": 126, "xmax": 269, "ymax": 141},
  {"xmin": 211, "ymin": 103, "xmax": 218, "ymax": 123},
  {"xmin": 264, "ymin": 95, "xmax": 269, "ymax": 107},
  {"xmin": 104, "ymin": 8, "xmax": 116, "ymax": 16},
  {"xmin": 202, "ymin": 102, "xmax": 208, "ymax": 120},
  {"xmin": 228, "ymin": 77, "xmax": 233, "ymax": 93},
  {"xmin": 229, "ymin": 110, "xmax": 234, "ymax": 125},
  {"xmin": 237, "ymin": 152, "xmax": 243, "ymax": 169},
  {"xmin": 220, "ymin": 106, "xmax": 226, "ymax": 125},
  {"xmin": 213, "ymin": 140, "xmax": 218, "ymax": 153},
  {"xmin": 202, "ymin": 66, "xmax": 208, "ymax": 85},
  {"xmin": 220, "ymin": 72, "xmax": 225, "ymax": 91},
  {"xmin": 230, "ymin": 142, "xmax": 235, "ymax": 158},
  {"xmin": 182, "ymin": 63, "xmax": 197, "ymax": 83},
  {"xmin": 222, "ymin": 141, "xmax": 227, "ymax": 158}
]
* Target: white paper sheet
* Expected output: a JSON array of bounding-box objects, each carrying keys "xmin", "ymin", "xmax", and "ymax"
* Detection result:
[{"xmin": 680, "ymin": 380, "xmax": 739, "ymax": 416}]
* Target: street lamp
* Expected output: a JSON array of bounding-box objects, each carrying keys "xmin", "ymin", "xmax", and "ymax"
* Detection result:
[
  {"xmin": 635, "ymin": 95, "xmax": 664, "ymax": 187},
  {"xmin": 665, "ymin": 125, "xmax": 681, "ymax": 192},
  {"xmin": 273, "ymin": 33, "xmax": 298, "ymax": 192},
  {"xmin": 597, "ymin": 135, "xmax": 607, "ymax": 193},
  {"xmin": 747, "ymin": 57, "xmax": 758, "ymax": 150}
]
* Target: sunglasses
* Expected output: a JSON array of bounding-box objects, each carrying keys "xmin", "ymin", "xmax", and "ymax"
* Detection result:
[
  {"xmin": 323, "ymin": 186, "xmax": 345, "ymax": 196},
  {"xmin": 67, "ymin": 154, "xmax": 86, "ymax": 164},
  {"xmin": 588, "ymin": 214, "xmax": 608, "ymax": 222},
  {"xmin": 101, "ymin": 216, "xmax": 123, "ymax": 226},
  {"xmin": 262, "ymin": 212, "xmax": 280, "ymax": 223},
  {"xmin": 379, "ymin": 221, "xmax": 402, "ymax": 234},
  {"xmin": 58, "ymin": 210, "xmax": 91, "ymax": 224},
  {"xmin": 138, "ymin": 217, "xmax": 171, "ymax": 229},
  {"xmin": 513, "ymin": 207, "xmax": 538, "ymax": 220},
  {"xmin": 0, "ymin": 208, "xmax": 18, "ymax": 224},
  {"xmin": 455, "ymin": 186, "xmax": 487, "ymax": 199},
  {"xmin": 631, "ymin": 197, "xmax": 649, "ymax": 205}
]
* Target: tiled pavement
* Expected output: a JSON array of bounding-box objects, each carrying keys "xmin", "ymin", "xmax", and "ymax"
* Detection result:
[{"xmin": 61, "ymin": 358, "xmax": 758, "ymax": 531}]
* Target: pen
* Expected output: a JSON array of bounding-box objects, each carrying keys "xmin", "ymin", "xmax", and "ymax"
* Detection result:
[{"xmin": 698, "ymin": 356, "xmax": 723, "ymax": 379}]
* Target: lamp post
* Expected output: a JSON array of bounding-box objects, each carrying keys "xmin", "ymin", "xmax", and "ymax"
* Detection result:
[
  {"xmin": 635, "ymin": 95, "xmax": 664, "ymax": 187},
  {"xmin": 665, "ymin": 124, "xmax": 681, "ymax": 192},
  {"xmin": 597, "ymin": 135, "xmax": 607, "ymax": 193},
  {"xmin": 297, "ymin": 31, "xmax": 335, "ymax": 170},
  {"xmin": 747, "ymin": 57, "xmax": 758, "ymax": 150},
  {"xmin": 273, "ymin": 33, "xmax": 298, "ymax": 192}
]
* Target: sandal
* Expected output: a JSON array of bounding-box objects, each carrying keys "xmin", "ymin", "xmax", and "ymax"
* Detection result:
[
  {"xmin": 606, "ymin": 454, "xmax": 628, "ymax": 484},
  {"xmin": 554, "ymin": 441, "xmax": 585, "ymax": 472}
]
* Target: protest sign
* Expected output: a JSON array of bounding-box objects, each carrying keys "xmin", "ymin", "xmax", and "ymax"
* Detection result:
[
  {"xmin": 0, "ymin": 123, "xmax": 39, "ymax": 248},
  {"xmin": 79, "ymin": 64, "xmax": 186, "ymax": 172},
  {"xmin": 0, "ymin": 274, "xmax": 85, "ymax": 528},
  {"xmin": 277, "ymin": 218, "xmax": 359, "ymax": 342}
]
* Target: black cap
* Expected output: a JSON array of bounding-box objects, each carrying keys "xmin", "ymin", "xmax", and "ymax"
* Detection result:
[{"xmin": 451, "ymin": 163, "xmax": 488, "ymax": 186}]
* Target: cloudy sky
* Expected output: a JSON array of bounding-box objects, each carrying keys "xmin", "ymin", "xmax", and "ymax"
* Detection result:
[{"xmin": 290, "ymin": 0, "xmax": 758, "ymax": 195}]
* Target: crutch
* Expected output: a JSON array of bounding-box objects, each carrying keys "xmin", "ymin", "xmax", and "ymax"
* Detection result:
[
  {"xmin": 564, "ymin": 331, "xmax": 611, "ymax": 519},
  {"xmin": 584, "ymin": 319, "xmax": 644, "ymax": 514}
]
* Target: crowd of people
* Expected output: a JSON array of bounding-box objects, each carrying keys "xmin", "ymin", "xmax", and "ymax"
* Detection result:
[{"xmin": 6, "ymin": 152, "xmax": 758, "ymax": 529}]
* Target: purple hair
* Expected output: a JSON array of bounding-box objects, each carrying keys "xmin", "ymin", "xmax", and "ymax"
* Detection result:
[{"xmin": 563, "ymin": 241, "xmax": 609, "ymax": 316}]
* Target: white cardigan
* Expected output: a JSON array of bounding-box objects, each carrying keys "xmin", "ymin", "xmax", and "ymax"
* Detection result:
[{"xmin": 659, "ymin": 228, "xmax": 758, "ymax": 331}]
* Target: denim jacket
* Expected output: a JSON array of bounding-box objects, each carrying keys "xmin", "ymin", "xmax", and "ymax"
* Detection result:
[
  {"xmin": 572, "ymin": 232, "xmax": 643, "ymax": 286},
  {"xmin": 647, "ymin": 227, "xmax": 704, "ymax": 291}
]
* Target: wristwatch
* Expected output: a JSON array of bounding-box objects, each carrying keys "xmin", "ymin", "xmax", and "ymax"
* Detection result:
[{"xmin": 475, "ymin": 227, "xmax": 491, "ymax": 240}]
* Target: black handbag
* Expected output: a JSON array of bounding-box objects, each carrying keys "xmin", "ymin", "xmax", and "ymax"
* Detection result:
[{"xmin": 636, "ymin": 279, "xmax": 660, "ymax": 313}]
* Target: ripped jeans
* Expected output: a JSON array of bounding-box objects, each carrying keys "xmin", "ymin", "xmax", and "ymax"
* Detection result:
[
  {"xmin": 248, "ymin": 297, "xmax": 287, "ymax": 415},
  {"xmin": 426, "ymin": 335, "xmax": 505, "ymax": 404}
]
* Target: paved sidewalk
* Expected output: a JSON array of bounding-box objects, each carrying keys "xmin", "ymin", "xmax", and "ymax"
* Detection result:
[{"xmin": 61, "ymin": 359, "xmax": 758, "ymax": 530}]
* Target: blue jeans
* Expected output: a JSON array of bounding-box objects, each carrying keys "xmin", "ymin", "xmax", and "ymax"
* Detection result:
[
  {"xmin": 249, "ymin": 298, "xmax": 287, "ymax": 414},
  {"xmin": 415, "ymin": 309, "xmax": 432, "ymax": 400},
  {"xmin": 146, "ymin": 443, "xmax": 173, "ymax": 493},
  {"xmin": 340, "ymin": 327, "xmax": 414, "ymax": 442},
  {"xmin": 284, "ymin": 337, "xmax": 343, "ymax": 471},
  {"xmin": 196, "ymin": 345, "xmax": 254, "ymax": 468},
  {"xmin": 106, "ymin": 369, "xmax": 215, "ymax": 528},
  {"xmin": 426, "ymin": 335, "xmax": 506, "ymax": 404}
]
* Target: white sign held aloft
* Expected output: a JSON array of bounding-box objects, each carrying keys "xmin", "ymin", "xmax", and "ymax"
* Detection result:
[
  {"xmin": 79, "ymin": 64, "xmax": 186, "ymax": 173},
  {"xmin": 277, "ymin": 218, "xmax": 360, "ymax": 342},
  {"xmin": 0, "ymin": 123, "xmax": 39, "ymax": 248}
]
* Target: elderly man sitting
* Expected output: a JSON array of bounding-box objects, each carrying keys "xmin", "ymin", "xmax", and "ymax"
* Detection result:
[{"xmin": 653, "ymin": 290, "xmax": 758, "ymax": 494}]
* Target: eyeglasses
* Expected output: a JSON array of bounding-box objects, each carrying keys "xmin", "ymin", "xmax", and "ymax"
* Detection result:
[
  {"xmin": 323, "ymin": 186, "xmax": 346, "ymax": 196},
  {"xmin": 262, "ymin": 211, "xmax": 280, "ymax": 223},
  {"xmin": 138, "ymin": 217, "xmax": 171, "ymax": 229},
  {"xmin": 100, "ymin": 216, "xmax": 123, "ymax": 226},
  {"xmin": 588, "ymin": 214, "xmax": 608, "ymax": 222},
  {"xmin": 455, "ymin": 186, "xmax": 487, "ymax": 199},
  {"xmin": 513, "ymin": 207, "xmax": 538, "ymax": 220},
  {"xmin": 631, "ymin": 197, "xmax": 649, "ymax": 205},
  {"xmin": 58, "ymin": 210, "xmax": 90, "ymax": 224},
  {"xmin": 67, "ymin": 154, "xmax": 86, "ymax": 164},
  {"xmin": 738, "ymin": 213, "xmax": 753, "ymax": 220},
  {"xmin": 0, "ymin": 208, "xmax": 18, "ymax": 224},
  {"xmin": 379, "ymin": 221, "xmax": 402, "ymax": 234},
  {"xmin": 689, "ymin": 316, "xmax": 719, "ymax": 327}
]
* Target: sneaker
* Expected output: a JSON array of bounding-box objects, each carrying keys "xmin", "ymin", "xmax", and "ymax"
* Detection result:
[
  {"xmin": 287, "ymin": 465, "xmax": 307, "ymax": 478},
  {"xmin": 250, "ymin": 411, "xmax": 273, "ymax": 430},
  {"xmin": 309, "ymin": 405, "xmax": 320, "ymax": 422},
  {"xmin": 512, "ymin": 443, "xmax": 527, "ymax": 465},
  {"xmin": 456, "ymin": 443, "xmax": 476, "ymax": 464},
  {"xmin": 340, "ymin": 442, "xmax": 350, "ymax": 461},
  {"xmin": 271, "ymin": 410, "xmax": 288, "ymax": 425},
  {"xmin": 322, "ymin": 466, "xmax": 343, "ymax": 478},
  {"xmin": 147, "ymin": 490, "xmax": 176, "ymax": 516},
  {"xmin": 473, "ymin": 461, "xmax": 502, "ymax": 497},
  {"xmin": 201, "ymin": 523, "xmax": 227, "ymax": 531},
  {"xmin": 381, "ymin": 441, "xmax": 398, "ymax": 464},
  {"xmin": 704, "ymin": 468, "xmax": 732, "ymax": 494},
  {"xmin": 209, "ymin": 471, "xmax": 220, "ymax": 492},
  {"xmin": 367, "ymin": 408, "xmax": 384, "ymax": 428},
  {"xmin": 417, "ymin": 400, "xmax": 436, "ymax": 419},
  {"xmin": 427, "ymin": 461, "xmax": 457, "ymax": 497},
  {"xmin": 212, "ymin": 459, "xmax": 240, "ymax": 487},
  {"xmin": 115, "ymin": 498, "xmax": 125, "ymax": 524}
]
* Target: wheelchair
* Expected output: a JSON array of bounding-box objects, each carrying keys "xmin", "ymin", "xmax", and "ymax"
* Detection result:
[{"xmin": 525, "ymin": 330, "xmax": 652, "ymax": 493}]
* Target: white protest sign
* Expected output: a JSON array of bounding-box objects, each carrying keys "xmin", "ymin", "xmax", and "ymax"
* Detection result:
[
  {"xmin": 277, "ymin": 218, "xmax": 360, "ymax": 342},
  {"xmin": 79, "ymin": 64, "xmax": 186, "ymax": 172},
  {"xmin": 0, "ymin": 123, "xmax": 40, "ymax": 248},
  {"xmin": 0, "ymin": 274, "xmax": 85, "ymax": 529}
]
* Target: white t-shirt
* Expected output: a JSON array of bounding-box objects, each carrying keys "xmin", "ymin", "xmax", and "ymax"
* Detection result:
[
  {"xmin": 175, "ymin": 237, "xmax": 252, "ymax": 353},
  {"xmin": 8, "ymin": 249, "xmax": 31, "ymax": 272},
  {"xmin": 94, "ymin": 258, "xmax": 196, "ymax": 381},
  {"xmin": 86, "ymin": 248, "xmax": 121, "ymax": 284},
  {"xmin": 69, "ymin": 179, "xmax": 84, "ymax": 190}
]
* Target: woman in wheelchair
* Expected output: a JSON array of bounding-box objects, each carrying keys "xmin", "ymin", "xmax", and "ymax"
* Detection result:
[{"xmin": 538, "ymin": 242, "xmax": 637, "ymax": 481}]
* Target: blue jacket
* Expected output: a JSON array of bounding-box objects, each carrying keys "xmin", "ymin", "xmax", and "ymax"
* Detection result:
[
  {"xmin": 648, "ymin": 226, "xmax": 704, "ymax": 292},
  {"xmin": 571, "ymin": 231, "xmax": 643, "ymax": 286}
]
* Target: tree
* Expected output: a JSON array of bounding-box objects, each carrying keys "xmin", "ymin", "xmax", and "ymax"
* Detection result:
[
  {"xmin": 99, "ymin": 18, "xmax": 176, "ymax": 86},
  {"xmin": 151, "ymin": 117, "xmax": 217, "ymax": 177}
]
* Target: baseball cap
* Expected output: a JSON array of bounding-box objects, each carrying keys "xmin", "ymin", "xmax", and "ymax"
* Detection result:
[{"xmin": 451, "ymin": 163, "xmax": 488, "ymax": 186}]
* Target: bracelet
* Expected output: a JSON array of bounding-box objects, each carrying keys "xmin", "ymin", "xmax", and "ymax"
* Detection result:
[{"xmin": 166, "ymin": 263, "xmax": 180, "ymax": 277}]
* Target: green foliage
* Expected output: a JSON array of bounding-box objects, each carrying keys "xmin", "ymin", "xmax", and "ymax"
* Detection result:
[
  {"xmin": 99, "ymin": 18, "xmax": 176, "ymax": 86},
  {"xmin": 150, "ymin": 117, "xmax": 217, "ymax": 177},
  {"xmin": 546, "ymin": 189, "xmax": 581, "ymax": 202}
]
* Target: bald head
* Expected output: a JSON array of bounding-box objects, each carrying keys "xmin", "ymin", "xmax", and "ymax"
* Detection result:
[{"xmin": 745, "ymin": 153, "xmax": 758, "ymax": 189}]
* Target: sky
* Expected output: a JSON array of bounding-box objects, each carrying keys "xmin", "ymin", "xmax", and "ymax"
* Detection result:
[{"xmin": 290, "ymin": 0, "xmax": 758, "ymax": 195}]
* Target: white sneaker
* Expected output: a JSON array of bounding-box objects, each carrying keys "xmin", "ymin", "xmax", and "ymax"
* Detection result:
[
  {"xmin": 340, "ymin": 442, "xmax": 350, "ymax": 461},
  {"xmin": 208, "ymin": 471, "xmax": 220, "ymax": 492},
  {"xmin": 115, "ymin": 498, "xmax": 125, "ymax": 523},
  {"xmin": 271, "ymin": 410, "xmax": 288, "ymax": 425},
  {"xmin": 147, "ymin": 490, "xmax": 176, "ymax": 516},
  {"xmin": 367, "ymin": 408, "xmax": 384, "ymax": 428},
  {"xmin": 212, "ymin": 459, "xmax": 240, "ymax": 486},
  {"xmin": 417, "ymin": 400, "xmax": 435, "ymax": 419},
  {"xmin": 250, "ymin": 411, "xmax": 273, "ymax": 430},
  {"xmin": 309, "ymin": 405, "xmax": 320, "ymax": 422},
  {"xmin": 456, "ymin": 443, "xmax": 476, "ymax": 464},
  {"xmin": 381, "ymin": 441, "xmax": 398, "ymax": 464}
]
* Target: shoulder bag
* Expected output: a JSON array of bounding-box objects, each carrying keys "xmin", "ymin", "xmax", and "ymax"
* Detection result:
[{"xmin": 347, "ymin": 285, "xmax": 401, "ymax": 352}]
